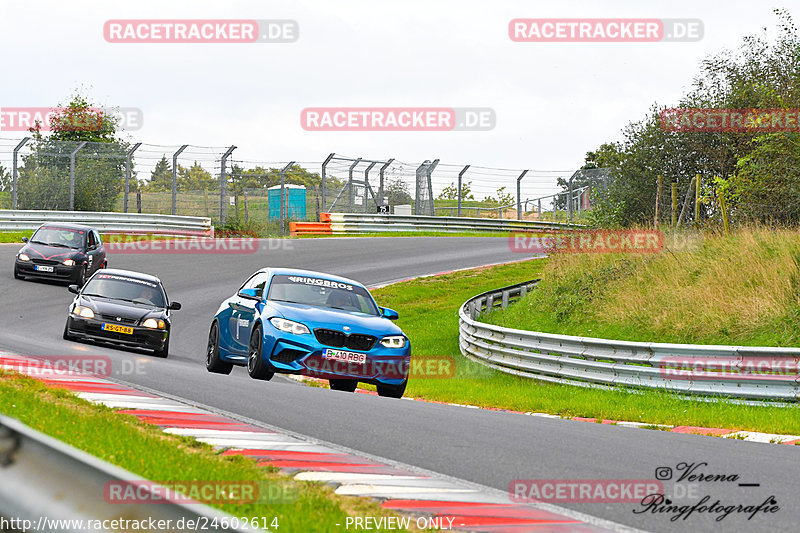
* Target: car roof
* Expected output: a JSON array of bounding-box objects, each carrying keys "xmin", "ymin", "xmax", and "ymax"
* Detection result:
[
  {"xmin": 93, "ymin": 268, "xmax": 162, "ymax": 284},
  {"xmin": 39, "ymin": 222, "xmax": 95, "ymax": 231},
  {"xmin": 261, "ymin": 267, "xmax": 366, "ymax": 288}
]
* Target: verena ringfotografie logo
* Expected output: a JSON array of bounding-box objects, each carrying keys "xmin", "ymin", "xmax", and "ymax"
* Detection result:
[
  {"xmin": 660, "ymin": 108, "xmax": 800, "ymax": 133},
  {"xmin": 510, "ymin": 479, "xmax": 664, "ymax": 503},
  {"xmin": 0, "ymin": 107, "xmax": 143, "ymax": 132},
  {"xmin": 509, "ymin": 19, "xmax": 703, "ymax": 42},
  {"xmin": 104, "ymin": 20, "xmax": 298, "ymax": 43},
  {"xmin": 510, "ymin": 230, "xmax": 664, "ymax": 254},
  {"xmin": 300, "ymin": 107, "xmax": 495, "ymax": 131}
]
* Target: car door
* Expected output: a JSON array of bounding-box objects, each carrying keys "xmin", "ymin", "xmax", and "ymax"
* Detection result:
[
  {"xmin": 92, "ymin": 230, "xmax": 106, "ymax": 272},
  {"xmin": 228, "ymin": 272, "xmax": 269, "ymax": 354}
]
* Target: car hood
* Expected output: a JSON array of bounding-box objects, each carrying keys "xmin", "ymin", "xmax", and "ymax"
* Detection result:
[
  {"xmin": 21, "ymin": 244, "xmax": 83, "ymax": 261},
  {"xmin": 81, "ymin": 296, "xmax": 164, "ymax": 320},
  {"xmin": 267, "ymin": 301, "xmax": 403, "ymax": 336}
]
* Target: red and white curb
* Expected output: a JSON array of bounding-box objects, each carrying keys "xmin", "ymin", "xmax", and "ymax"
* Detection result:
[{"xmin": 1, "ymin": 353, "xmax": 638, "ymax": 533}]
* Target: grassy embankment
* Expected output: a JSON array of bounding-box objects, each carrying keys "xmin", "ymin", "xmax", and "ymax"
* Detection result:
[{"xmin": 368, "ymin": 229, "xmax": 800, "ymax": 435}]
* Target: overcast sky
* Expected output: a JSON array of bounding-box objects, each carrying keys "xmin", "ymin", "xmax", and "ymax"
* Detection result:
[{"xmin": 0, "ymin": 0, "xmax": 791, "ymax": 197}]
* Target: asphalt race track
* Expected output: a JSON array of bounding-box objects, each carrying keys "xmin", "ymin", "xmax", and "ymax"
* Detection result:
[{"xmin": 1, "ymin": 237, "xmax": 796, "ymax": 533}]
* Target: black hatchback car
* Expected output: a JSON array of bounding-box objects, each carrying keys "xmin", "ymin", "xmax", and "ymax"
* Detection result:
[
  {"xmin": 63, "ymin": 269, "xmax": 181, "ymax": 358},
  {"xmin": 14, "ymin": 223, "xmax": 107, "ymax": 285}
]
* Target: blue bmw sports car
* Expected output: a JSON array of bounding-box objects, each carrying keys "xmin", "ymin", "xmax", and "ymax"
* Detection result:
[{"xmin": 205, "ymin": 268, "xmax": 410, "ymax": 398}]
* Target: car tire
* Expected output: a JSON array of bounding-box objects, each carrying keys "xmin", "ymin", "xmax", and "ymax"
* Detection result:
[
  {"xmin": 62, "ymin": 321, "xmax": 75, "ymax": 341},
  {"xmin": 101, "ymin": 260, "xmax": 108, "ymax": 269},
  {"xmin": 329, "ymin": 379, "xmax": 357, "ymax": 392},
  {"xmin": 376, "ymin": 380, "xmax": 407, "ymax": 399},
  {"xmin": 206, "ymin": 322, "xmax": 233, "ymax": 375},
  {"xmin": 76, "ymin": 265, "xmax": 88, "ymax": 286},
  {"xmin": 153, "ymin": 337, "xmax": 169, "ymax": 358},
  {"xmin": 247, "ymin": 324, "xmax": 274, "ymax": 381},
  {"xmin": 13, "ymin": 266, "xmax": 24, "ymax": 280}
]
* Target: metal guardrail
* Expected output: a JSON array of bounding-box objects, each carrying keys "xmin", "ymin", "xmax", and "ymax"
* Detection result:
[
  {"xmin": 322, "ymin": 213, "xmax": 583, "ymax": 234},
  {"xmin": 0, "ymin": 415, "xmax": 248, "ymax": 533},
  {"xmin": 459, "ymin": 280, "xmax": 800, "ymax": 401},
  {"xmin": 0, "ymin": 210, "xmax": 213, "ymax": 237}
]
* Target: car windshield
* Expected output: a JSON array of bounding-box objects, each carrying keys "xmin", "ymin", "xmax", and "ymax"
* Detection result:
[
  {"xmin": 30, "ymin": 227, "xmax": 85, "ymax": 249},
  {"xmin": 82, "ymin": 273, "xmax": 166, "ymax": 308},
  {"xmin": 267, "ymin": 275, "xmax": 379, "ymax": 316}
]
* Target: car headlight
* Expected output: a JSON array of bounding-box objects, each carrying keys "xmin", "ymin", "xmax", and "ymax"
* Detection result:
[
  {"xmin": 63, "ymin": 258, "xmax": 75, "ymax": 266},
  {"xmin": 18, "ymin": 253, "xmax": 30, "ymax": 262},
  {"xmin": 269, "ymin": 317, "xmax": 310, "ymax": 335},
  {"xmin": 380, "ymin": 335, "xmax": 407, "ymax": 349},
  {"xmin": 72, "ymin": 306, "xmax": 94, "ymax": 319},
  {"xmin": 143, "ymin": 318, "xmax": 166, "ymax": 329}
]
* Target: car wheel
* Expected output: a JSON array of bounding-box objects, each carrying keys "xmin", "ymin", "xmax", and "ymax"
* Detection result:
[
  {"xmin": 329, "ymin": 379, "xmax": 358, "ymax": 392},
  {"xmin": 62, "ymin": 321, "xmax": 75, "ymax": 341},
  {"xmin": 247, "ymin": 324, "xmax": 274, "ymax": 381},
  {"xmin": 377, "ymin": 380, "xmax": 407, "ymax": 399},
  {"xmin": 101, "ymin": 260, "xmax": 108, "ymax": 269},
  {"xmin": 13, "ymin": 266, "xmax": 24, "ymax": 280},
  {"xmin": 206, "ymin": 322, "xmax": 233, "ymax": 375},
  {"xmin": 153, "ymin": 338, "xmax": 169, "ymax": 358},
  {"xmin": 76, "ymin": 265, "xmax": 88, "ymax": 286}
]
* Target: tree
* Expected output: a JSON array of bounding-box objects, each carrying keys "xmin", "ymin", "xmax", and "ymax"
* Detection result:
[
  {"xmin": 178, "ymin": 161, "xmax": 215, "ymax": 191},
  {"xmin": 386, "ymin": 178, "xmax": 412, "ymax": 205},
  {"xmin": 0, "ymin": 163, "xmax": 9, "ymax": 193},
  {"xmin": 17, "ymin": 90, "xmax": 128, "ymax": 211},
  {"xmin": 144, "ymin": 156, "xmax": 172, "ymax": 192},
  {"xmin": 438, "ymin": 181, "xmax": 474, "ymax": 201}
]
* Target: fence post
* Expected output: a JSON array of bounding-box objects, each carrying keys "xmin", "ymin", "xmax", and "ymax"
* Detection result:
[
  {"xmin": 123, "ymin": 142, "xmax": 141, "ymax": 213},
  {"xmin": 695, "ymin": 173, "xmax": 701, "ymax": 226},
  {"xmin": 219, "ymin": 146, "xmax": 236, "ymax": 226},
  {"xmin": 426, "ymin": 159, "xmax": 439, "ymax": 216},
  {"xmin": 537, "ymin": 198, "xmax": 542, "ymax": 221},
  {"xmin": 320, "ymin": 153, "xmax": 334, "ymax": 214},
  {"xmin": 363, "ymin": 162, "xmax": 377, "ymax": 213},
  {"xmin": 11, "ymin": 137, "xmax": 30, "ymax": 210},
  {"xmin": 243, "ymin": 189, "xmax": 249, "ymax": 223},
  {"xmin": 516, "ymin": 170, "xmax": 529, "ymax": 221},
  {"xmin": 136, "ymin": 190, "xmax": 142, "ymax": 213},
  {"xmin": 347, "ymin": 158, "xmax": 361, "ymax": 213},
  {"xmin": 654, "ymin": 174, "xmax": 662, "ymax": 229},
  {"xmin": 457, "ymin": 164, "xmax": 470, "ymax": 217},
  {"xmin": 677, "ymin": 176, "xmax": 695, "ymax": 227},
  {"xmin": 567, "ymin": 177, "xmax": 574, "ymax": 223},
  {"xmin": 171, "ymin": 145, "xmax": 188, "ymax": 216},
  {"xmin": 671, "ymin": 182, "xmax": 678, "ymax": 227},
  {"xmin": 718, "ymin": 180, "xmax": 730, "ymax": 235},
  {"xmin": 279, "ymin": 161, "xmax": 295, "ymax": 235},
  {"xmin": 69, "ymin": 142, "xmax": 87, "ymax": 211},
  {"xmin": 378, "ymin": 158, "xmax": 393, "ymax": 209}
]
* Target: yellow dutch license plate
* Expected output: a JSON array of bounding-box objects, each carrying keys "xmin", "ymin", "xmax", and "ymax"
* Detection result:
[{"xmin": 102, "ymin": 323, "xmax": 133, "ymax": 335}]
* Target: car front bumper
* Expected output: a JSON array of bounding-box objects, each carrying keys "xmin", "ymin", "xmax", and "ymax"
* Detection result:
[
  {"xmin": 66, "ymin": 315, "xmax": 168, "ymax": 351},
  {"xmin": 263, "ymin": 328, "xmax": 411, "ymax": 385},
  {"xmin": 16, "ymin": 260, "xmax": 80, "ymax": 282}
]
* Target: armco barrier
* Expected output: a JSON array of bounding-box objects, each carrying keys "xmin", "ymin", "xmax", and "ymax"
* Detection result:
[
  {"xmin": 290, "ymin": 213, "xmax": 581, "ymax": 235},
  {"xmin": 0, "ymin": 415, "xmax": 247, "ymax": 533},
  {"xmin": 0, "ymin": 210, "xmax": 213, "ymax": 237},
  {"xmin": 459, "ymin": 280, "xmax": 800, "ymax": 401}
]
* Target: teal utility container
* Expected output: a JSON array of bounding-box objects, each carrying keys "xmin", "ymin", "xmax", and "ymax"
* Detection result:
[{"xmin": 268, "ymin": 184, "xmax": 307, "ymax": 221}]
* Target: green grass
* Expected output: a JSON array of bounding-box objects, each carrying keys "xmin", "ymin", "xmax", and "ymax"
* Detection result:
[
  {"xmin": 0, "ymin": 231, "xmax": 32, "ymax": 243},
  {"xmin": 0, "ymin": 372, "xmax": 410, "ymax": 532},
  {"xmin": 370, "ymin": 257, "xmax": 800, "ymax": 435}
]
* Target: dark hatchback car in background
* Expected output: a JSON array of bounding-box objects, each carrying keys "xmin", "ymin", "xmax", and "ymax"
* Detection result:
[
  {"xmin": 63, "ymin": 269, "xmax": 181, "ymax": 358},
  {"xmin": 14, "ymin": 223, "xmax": 107, "ymax": 285}
]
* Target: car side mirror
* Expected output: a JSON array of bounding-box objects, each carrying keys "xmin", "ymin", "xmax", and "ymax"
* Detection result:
[
  {"xmin": 169, "ymin": 301, "xmax": 182, "ymax": 310},
  {"xmin": 380, "ymin": 307, "xmax": 399, "ymax": 320},
  {"xmin": 21, "ymin": 237, "xmax": 28, "ymax": 243},
  {"xmin": 67, "ymin": 284, "xmax": 80, "ymax": 294},
  {"xmin": 238, "ymin": 288, "xmax": 261, "ymax": 301}
]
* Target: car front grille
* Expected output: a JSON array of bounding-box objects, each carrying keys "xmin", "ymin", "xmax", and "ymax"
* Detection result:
[
  {"xmin": 314, "ymin": 329, "xmax": 376, "ymax": 351},
  {"xmin": 31, "ymin": 258, "xmax": 59, "ymax": 265},
  {"xmin": 98, "ymin": 314, "xmax": 138, "ymax": 325}
]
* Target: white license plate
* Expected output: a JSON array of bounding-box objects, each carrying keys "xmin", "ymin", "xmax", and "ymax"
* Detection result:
[
  {"xmin": 35, "ymin": 265, "xmax": 54, "ymax": 272},
  {"xmin": 323, "ymin": 348, "xmax": 367, "ymax": 364}
]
